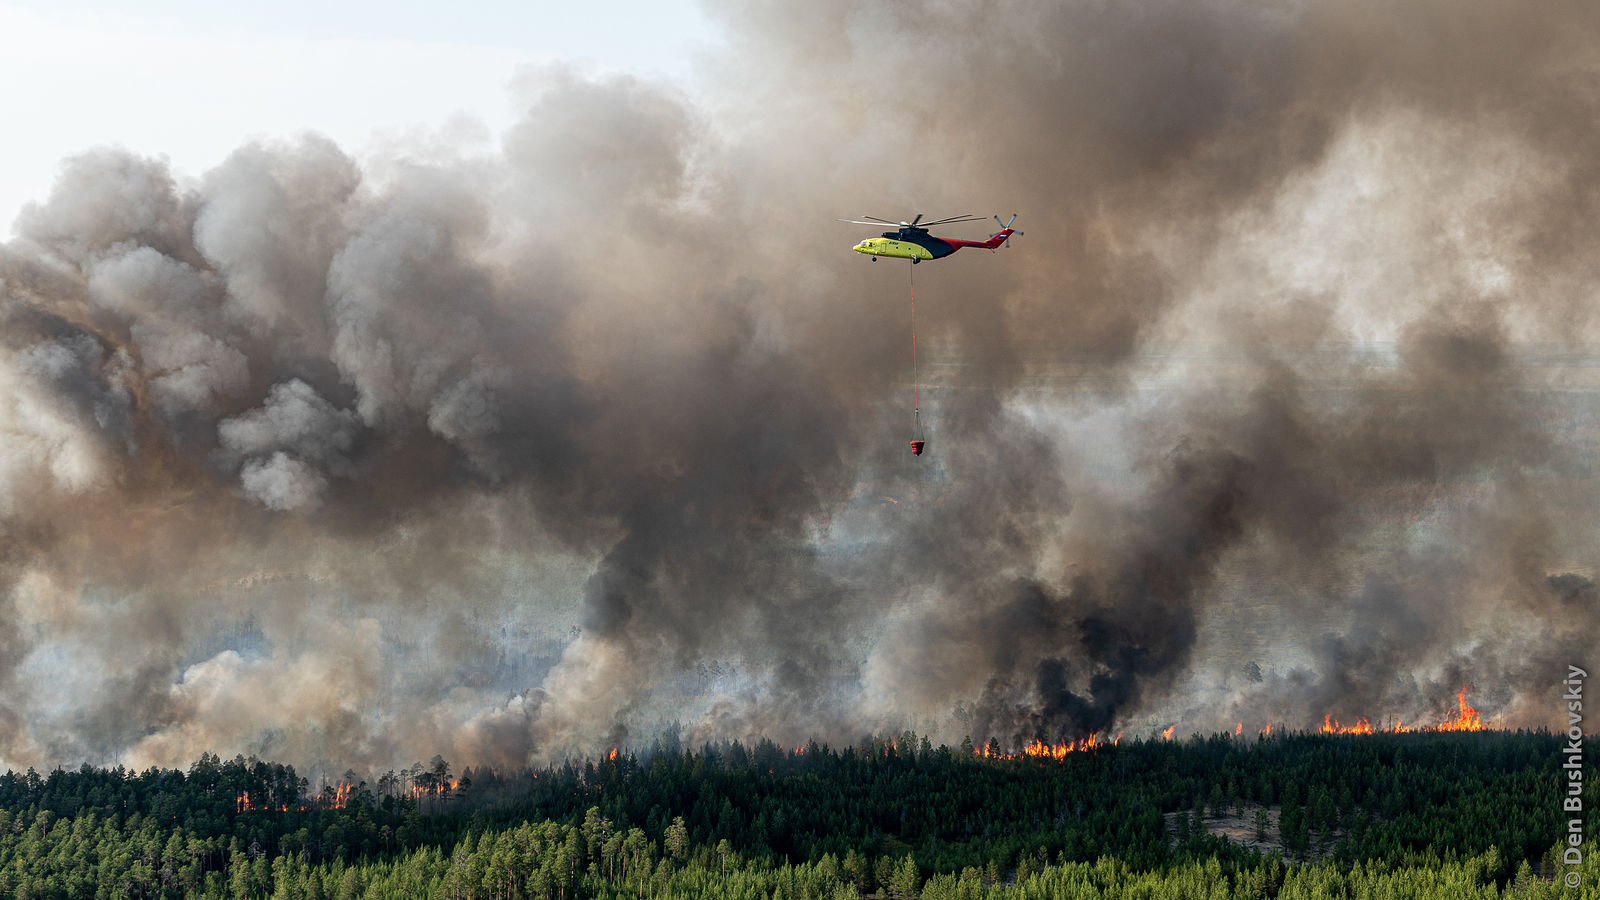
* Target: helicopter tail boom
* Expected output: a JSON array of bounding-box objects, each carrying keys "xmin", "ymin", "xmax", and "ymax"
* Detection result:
[
  {"xmin": 942, "ymin": 214, "xmax": 1022, "ymax": 250},
  {"xmin": 944, "ymin": 228, "xmax": 1013, "ymax": 250}
]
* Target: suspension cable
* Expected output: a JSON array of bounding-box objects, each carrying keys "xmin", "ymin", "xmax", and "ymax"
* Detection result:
[
  {"xmin": 911, "ymin": 264, "xmax": 919, "ymax": 424},
  {"xmin": 910, "ymin": 264, "xmax": 924, "ymax": 454}
]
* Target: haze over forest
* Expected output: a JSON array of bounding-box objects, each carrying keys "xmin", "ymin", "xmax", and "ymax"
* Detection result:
[{"xmin": 1, "ymin": 0, "xmax": 1597, "ymax": 777}]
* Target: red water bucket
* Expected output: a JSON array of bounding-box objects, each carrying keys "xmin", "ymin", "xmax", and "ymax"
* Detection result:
[{"xmin": 910, "ymin": 440, "xmax": 926, "ymax": 456}]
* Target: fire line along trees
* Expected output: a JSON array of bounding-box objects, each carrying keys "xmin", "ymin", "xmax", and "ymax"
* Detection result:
[{"xmin": 0, "ymin": 729, "xmax": 1590, "ymax": 897}]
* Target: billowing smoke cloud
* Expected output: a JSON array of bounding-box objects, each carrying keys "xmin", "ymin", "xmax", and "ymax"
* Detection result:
[{"xmin": 1, "ymin": 0, "xmax": 1597, "ymax": 774}]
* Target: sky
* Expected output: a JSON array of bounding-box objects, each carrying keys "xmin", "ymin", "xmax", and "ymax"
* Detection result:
[{"xmin": 0, "ymin": 0, "xmax": 715, "ymax": 233}]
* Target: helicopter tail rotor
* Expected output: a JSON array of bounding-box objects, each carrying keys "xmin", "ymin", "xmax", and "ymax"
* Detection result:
[{"xmin": 993, "ymin": 214, "xmax": 1023, "ymax": 248}]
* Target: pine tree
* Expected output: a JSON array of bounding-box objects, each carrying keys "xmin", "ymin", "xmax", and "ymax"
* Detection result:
[
  {"xmin": 888, "ymin": 853, "xmax": 919, "ymax": 899},
  {"xmin": 665, "ymin": 815, "xmax": 688, "ymax": 861}
]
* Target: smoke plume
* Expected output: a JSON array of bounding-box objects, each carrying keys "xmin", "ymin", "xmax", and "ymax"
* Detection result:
[{"xmin": 1, "ymin": 0, "xmax": 1597, "ymax": 773}]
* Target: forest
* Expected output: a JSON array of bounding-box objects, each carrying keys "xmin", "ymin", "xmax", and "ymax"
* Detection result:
[{"xmin": 0, "ymin": 729, "xmax": 1594, "ymax": 898}]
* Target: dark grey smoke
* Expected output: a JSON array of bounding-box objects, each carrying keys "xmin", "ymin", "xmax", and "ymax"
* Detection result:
[{"xmin": 1, "ymin": 0, "xmax": 1597, "ymax": 773}]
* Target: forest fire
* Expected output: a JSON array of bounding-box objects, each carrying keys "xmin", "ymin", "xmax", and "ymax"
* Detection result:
[
  {"xmin": 970, "ymin": 734, "xmax": 1105, "ymax": 760},
  {"xmin": 317, "ymin": 781, "xmax": 353, "ymax": 809},
  {"xmin": 235, "ymin": 793, "xmax": 291, "ymax": 813},
  {"xmin": 1021, "ymin": 733, "xmax": 1103, "ymax": 758},
  {"xmin": 1320, "ymin": 715, "xmax": 1375, "ymax": 735},
  {"xmin": 963, "ymin": 727, "xmax": 1140, "ymax": 760},
  {"xmin": 1318, "ymin": 687, "xmax": 1488, "ymax": 735},
  {"xmin": 407, "ymin": 779, "xmax": 460, "ymax": 800},
  {"xmin": 965, "ymin": 688, "xmax": 1492, "ymax": 761},
  {"xmin": 1435, "ymin": 688, "xmax": 1484, "ymax": 731}
]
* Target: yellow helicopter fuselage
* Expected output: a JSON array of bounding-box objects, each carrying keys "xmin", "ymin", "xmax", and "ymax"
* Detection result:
[{"xmin": 853, "ymin": 237, "xmax": 938, "ymax": 261}]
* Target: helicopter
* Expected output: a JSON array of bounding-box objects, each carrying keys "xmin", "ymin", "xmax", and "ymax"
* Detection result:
[{"xmin": 838, "ymin": 213, "xmax": 1021, "ymax": 263}]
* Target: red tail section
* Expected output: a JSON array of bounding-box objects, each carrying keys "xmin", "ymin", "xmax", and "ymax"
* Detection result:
[
  {"xmin": 980, "ymin": 228, "xmax": 1014, "ymax": 249},
  {"xmin": 945, "ymin": 215, "xmax": 1020, "ymax": 251},
  {"xmin": 944, "ymin": 229, "xmax": 1012, "ymax": 250}
]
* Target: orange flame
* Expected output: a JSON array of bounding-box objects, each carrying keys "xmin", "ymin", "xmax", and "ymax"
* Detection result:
[
  {"xmin": 1320, "ymin": 714, "xmax": 1374, "ymax": 734},
  {"xmin": 607, "ymin": 747, "xmax": 619, "ymax": 761},
  {"xmin": 319, "ymin": 781, "xmax": 353, "ymax": 809},
  {"xmin": 406, "ymin": 777, "xmax": 458, "ymax": 801},
  {"xmin": 1019, "ymin": 733, "xmax": 1103, "ymax": 759},
  {"xmin": 1435, "ymin": 688, "xmax": 1483, "ymax": 731},
  {"xmin": 1317, "ymin": 686, "xmax": 1487, "ymax": 736},
  {"xmin": 1234, "ymin": 721, "xmax": 1242, "ymax": 736},
  {"xmin": 1161, "ymin": 724, "xmax": 1176, "ymax": 741},
  {"xmin": 1260, "ymin": 722, "xmax": 1271, "ymax": 736},
  {"xmin": 971, "ymin": 732, "xmax": 1112, "ymax": 760}
]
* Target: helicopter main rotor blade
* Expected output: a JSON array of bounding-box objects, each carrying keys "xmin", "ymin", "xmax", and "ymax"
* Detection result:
[
  {"xmin": 915, "ymin": 214, "xmax": 987, "ymax": 228},
  {"xmin": 838, "ymin": 213, "xmax": 991, "ymax": 229}
]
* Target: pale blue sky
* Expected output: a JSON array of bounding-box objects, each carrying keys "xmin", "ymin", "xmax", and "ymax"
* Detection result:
[{"xmin": 0, "ymin": 0, "xmax": 717, "ymax": 232}]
